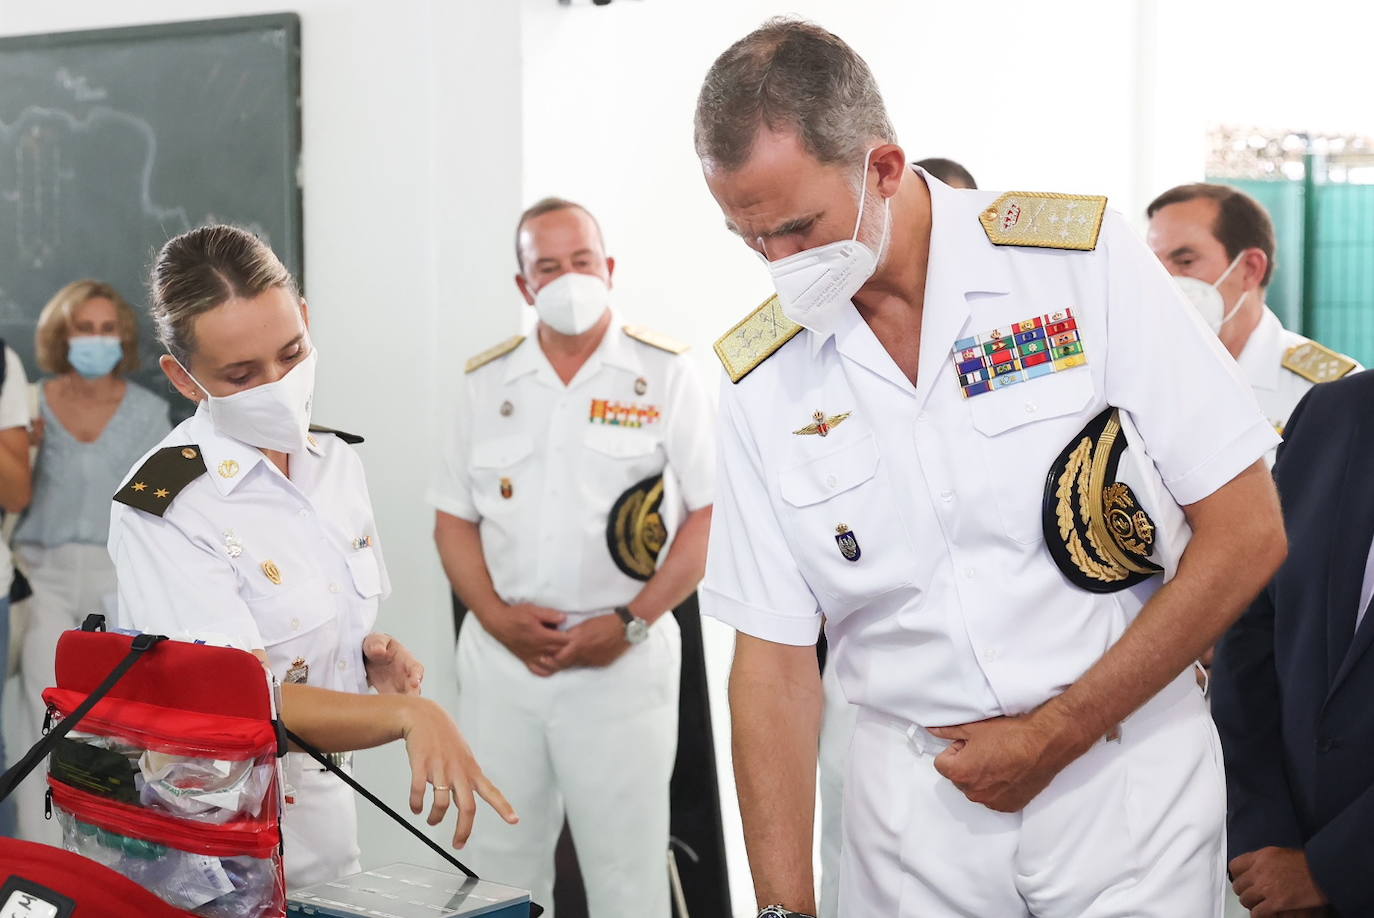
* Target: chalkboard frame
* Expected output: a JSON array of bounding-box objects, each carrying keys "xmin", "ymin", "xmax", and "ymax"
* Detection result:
[{"xmin": 0, "ymin": 13, "xmax": 305, "ymax": 292}]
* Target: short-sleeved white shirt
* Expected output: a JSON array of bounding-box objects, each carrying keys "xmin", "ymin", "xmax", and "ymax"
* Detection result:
[
  {"xmin": 1236, "ymin": 305, "xmax": 1362, "ymax": 448},
  {"xmin": 428, "ymin": 316, "xmax": 714, "ymax": 615},
  {"xmin": 701, "ymin": 173, "xmax": 1279, "ymax": 727},
  {"xmin": 109, "ymin": 404, "xmax": 389, "ymax": 694},
  {"xmin": 0, "ymin": 347, "xmax": 30, "ymax": 589}
]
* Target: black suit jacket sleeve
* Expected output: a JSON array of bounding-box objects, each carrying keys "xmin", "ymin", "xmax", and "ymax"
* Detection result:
[
  {"xmin": 1306, "ymin": 779, "xmax": 1374, "ymax": 913},
  {"xmin": 1210, "ymin": 388, "xmax": 1318, "ymax": 861},
  {"xmin": 1212, "ymin": 583, "xmax": 1304, "ymax": 860}
]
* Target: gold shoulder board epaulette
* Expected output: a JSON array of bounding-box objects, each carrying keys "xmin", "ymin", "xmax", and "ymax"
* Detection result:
[
  {"xmin": 114, "ymin": 445, "xmax": 208, "ymax": 517},
  {"xmin": 713, "ymin": 295, "xmax": 802, "ymax": 384},
  {"xmin": 465, "ymin": 335, "xmax": 526, "ymax": 374},
  {"xmin": 1282, "ymin": 340, "xmax": 1358, "ymax": 384},
  {"xmin": 623, "ymin": 325, "xmax": 689, "ymax": 355},
  {"xmin": 308, "ymin": 424, "xmax": 364, "ymax": 445},
  {"xmin": 979, "ymin": 191, "xmax": 1108, "ymax": 251}
]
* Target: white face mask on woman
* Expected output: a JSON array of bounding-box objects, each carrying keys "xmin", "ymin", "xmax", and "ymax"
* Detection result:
[
  {"xmin": 180, "ymin": 348, "xmax": 318, "ymax": 454},
  {"xmin": 761, "ymin": 147, "xmax": 891, "ymax": 335},
  {"xmin": 534, "ymin": 272, "xmax": 611, "ymax": 336},
  {"xmin": 1173, "ymin": 251, "xmax": 1249, "ymax": 334}
]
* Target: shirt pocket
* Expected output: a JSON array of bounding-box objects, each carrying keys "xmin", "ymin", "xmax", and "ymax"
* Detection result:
[
  {"xmin": 470, "ymin": 432, "xmax": 536, "ymax": 519},
  {"xmin": 776, "ymin": 432, "xmax": 915, "ymax": 617},
  {"xmin": 967, "ymin": 370, "xmax": 1095, "ymax": 544},
  {"xmin": 582, "ymin": 425, "xmax": 664, "ymax": 507},
  {"xmin": 248, "ymin": 577, "xmax": 339, "ymax": 686},
  {"xmin": 345, "ymin": 547, "xmax": 383, "ymax": 599}
]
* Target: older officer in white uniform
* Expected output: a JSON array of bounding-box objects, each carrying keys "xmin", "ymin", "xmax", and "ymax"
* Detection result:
[
  {"xmin": 112, "ymin": 225, "xmax": 514, "ymax": 890},
  {"xmin": 1147, "ymin": 182, "xmax": 1360, "ymax": 452},
  {"xmin": 430, "ymin": 198, "xmax": 714, "ymax": 916},
  {"xmin": 693, "ymin": 20, "xmax": 1287, "ymax": 918}
]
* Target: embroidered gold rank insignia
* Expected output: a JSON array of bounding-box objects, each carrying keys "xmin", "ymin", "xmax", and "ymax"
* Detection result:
[
  {"xmin": 1282, "ymin": 341, "xmax": 1357, "ymax": 384},
  {"xmin": 714, "ymin": 295, "xmax": 803, "ymax": 384},
  {"xmin": 465, "ymin": 335, "xmax": 526, "ymax": 374},
  {"xmin": 624, "ymin": 325, "xmax": 689, "ymax": 354},
  {"xmin": 979, "ymin": 191, "xmax": 1108, "ymax": 251}
]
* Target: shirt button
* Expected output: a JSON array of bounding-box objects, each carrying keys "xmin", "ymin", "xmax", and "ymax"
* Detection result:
[
  {"xmin": 290, "ymin": 618, "xmax": 301, "ymax": 631},
  {"xmin": 1024, "ymin": 401, "xmax": 1038, "ymax": 414},
  {"xmin": 940, "ymin": 490, "xmax": 955, "ymax": 502},
  {"xmin": 825, "ymin": 474, "xmax": 839, "ymax": 489},
  {"xmin": 986, "ymin": 648, "xmax": 1001, "ymax": 662},
  {"xmin": 917, "ymin": 412, "xmax": 929, "ymax": 422},
  {"xmin": 337, "ymin": 660, "xmax": 347, "ymax": 672},
  {"xmin": 328, "ymin": 583, "xmax": 341, "ymax": 594},
  {"xmin": 963, "ymin": 567, "xmax": 975, "ymax": 580},
  {"xmin": 298, "ymin": 508, "xmax": 309, "ymax": 518}
]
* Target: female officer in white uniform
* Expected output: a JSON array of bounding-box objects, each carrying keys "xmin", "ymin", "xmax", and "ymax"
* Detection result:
[{"xmin": 108, "ymin": 224, "xmax": 516, "ymax": 889}]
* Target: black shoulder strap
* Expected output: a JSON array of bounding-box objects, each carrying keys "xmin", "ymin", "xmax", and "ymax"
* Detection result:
[
  {"xmin": 284, "ymin": 727, "xmax": 543, "ymax": 916},
  {"xmin": 113, "ymin": 445, "xmax": 208, "ymax": 517},
  {"xmin": 0, "ymin": 617, "xmax": 166, "ymax": 802}
]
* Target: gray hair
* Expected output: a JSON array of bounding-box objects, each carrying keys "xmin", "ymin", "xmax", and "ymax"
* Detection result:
[
  {"xmin": 694, "ymin": 17, "xmax": 897, "ymax": 172},
  {"xmin": 149, "ymin": 224, "xmax": 299, "ymax": 365}
]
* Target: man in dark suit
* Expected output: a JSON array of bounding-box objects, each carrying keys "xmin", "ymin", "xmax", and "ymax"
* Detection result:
[{"xmin": 1213, "ymin": 367, "xmax": 1374, "ymax": 917}]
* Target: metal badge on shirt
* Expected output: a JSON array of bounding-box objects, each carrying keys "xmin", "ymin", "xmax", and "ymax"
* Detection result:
[
  {"xmin": 952, "ymin": 307, "xmax": 1087, "ymax": 398},
  {"xmin": 794, "ymin": 410, "xmax": 852, "ymax": 437},
  {"xmin": 285, "ymin": 657, "xmax": 309, "ymax": 685}
]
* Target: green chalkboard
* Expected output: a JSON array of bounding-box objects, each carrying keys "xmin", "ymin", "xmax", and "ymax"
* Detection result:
[{"xmin": 0, "ymin": 14, "xmax": 302, "ymax": 415}]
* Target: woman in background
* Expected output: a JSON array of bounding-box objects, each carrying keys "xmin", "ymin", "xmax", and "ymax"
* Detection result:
[{"xmin": 10, "ymin": 280, "xmax": 169, "ymax": 843}]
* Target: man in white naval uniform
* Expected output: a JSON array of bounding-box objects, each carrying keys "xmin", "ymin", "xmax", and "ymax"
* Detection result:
[
  {"xmin": 1147, "ymin": 182, "xmax": 1360, "ymax": 454},
  {"xmin": 430, "ymin": 198, "xmax": 714, "ymax": 916},
  {"xmin": 692, "ymin": 19, "xmax": 1288, "ymax": 918}
]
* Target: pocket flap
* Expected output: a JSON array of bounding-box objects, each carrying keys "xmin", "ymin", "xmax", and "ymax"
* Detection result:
[
  {"xmin": 779, "ymin": 433, "xmax": 880, "ymax": 507},
  {"xmin": 584, "ymin": 425, "xmax": 658, "ymax": 459},
  {"xmin": 472, "ymin": 433, "xmax": 534, "ymax": 468},
  {"xmin": 968, "ymin": 371, "xmax": 1093, "ymax": 437},
  {"xmin": 345, "ymin": 548, "xmax": 383, "ymax": 599}
]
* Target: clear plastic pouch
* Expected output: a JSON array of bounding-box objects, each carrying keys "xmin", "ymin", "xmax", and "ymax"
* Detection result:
[{"xmin": 54, "ymin": 798, "xmax": 283, "ymax": 918}]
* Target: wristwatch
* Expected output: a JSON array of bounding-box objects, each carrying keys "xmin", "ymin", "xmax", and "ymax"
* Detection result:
[
  {"xmin": 758, "ymin": 907, "xmax": 816, "ymax": 918},
  {"xmin": 613, "ymin": 606, "xmax": 649, "ymax": 645}
]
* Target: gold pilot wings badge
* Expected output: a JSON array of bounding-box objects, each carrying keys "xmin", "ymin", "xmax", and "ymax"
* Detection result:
[
  {"xmin": 979, "ymin": 191, "xmax": 1108, "ymax": 251},
  {"xmin": 793, "ymin": 410, "xmax": 852, "ymax": 437}
]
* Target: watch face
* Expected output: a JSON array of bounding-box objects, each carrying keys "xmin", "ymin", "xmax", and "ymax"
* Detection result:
[{"xmin": 626, "ymin": 618, "xmax": 650, "ymax": 644}]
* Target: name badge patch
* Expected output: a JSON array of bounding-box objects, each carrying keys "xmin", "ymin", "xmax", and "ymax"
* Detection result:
[{"xmin": 952, "ymin": 308, "xmax": 1087, "ymax": 398}]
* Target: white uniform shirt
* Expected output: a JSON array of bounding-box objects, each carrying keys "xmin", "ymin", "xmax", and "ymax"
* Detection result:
[
  {"xmin": 109, "ymin": 405, "xmax": 390, "ymax": 693},
  {"xmin": 702, "ymin": 174, "xmax": 1279, "ymax": 728},
  {"xmin": 1236, "ymin": 305, "xmax": 1362, "ymax": 446},
  {"xmin": 429, "ymin": 318, "xmax": 714, "ymax": 615},
  {"xmin": 0, "ymin": 347, "xmax": 30, "ymax": 589}
]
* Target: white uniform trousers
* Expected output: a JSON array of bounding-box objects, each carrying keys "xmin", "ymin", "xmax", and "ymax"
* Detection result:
[
  {"xmin": 455, "ymin": 613, "xmax": 680, "ymax": 918},
  {"xmin": 11, "ymin": 543, "xmax": 117, "ymax": 846},
  {"xmin": 283, "ymin": 762, "xmax": 361, "ymax": 890},
  {"xmin": 818, "ymin": 658, "xmax": 857, "ymax": 918},
  {"xmin": 840, "ymin": 669, "xmax": 1226, "ymax": 917}
]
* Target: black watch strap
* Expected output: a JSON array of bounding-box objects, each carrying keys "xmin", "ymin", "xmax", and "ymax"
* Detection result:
[{"xmin": 614, "ymin": 605, "xmax": 634, "ymax": 624}]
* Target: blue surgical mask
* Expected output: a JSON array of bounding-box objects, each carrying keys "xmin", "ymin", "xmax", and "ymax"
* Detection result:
[{"xmin": 68, "ymin": 335, "xmax": 123, "ymax": 379}]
